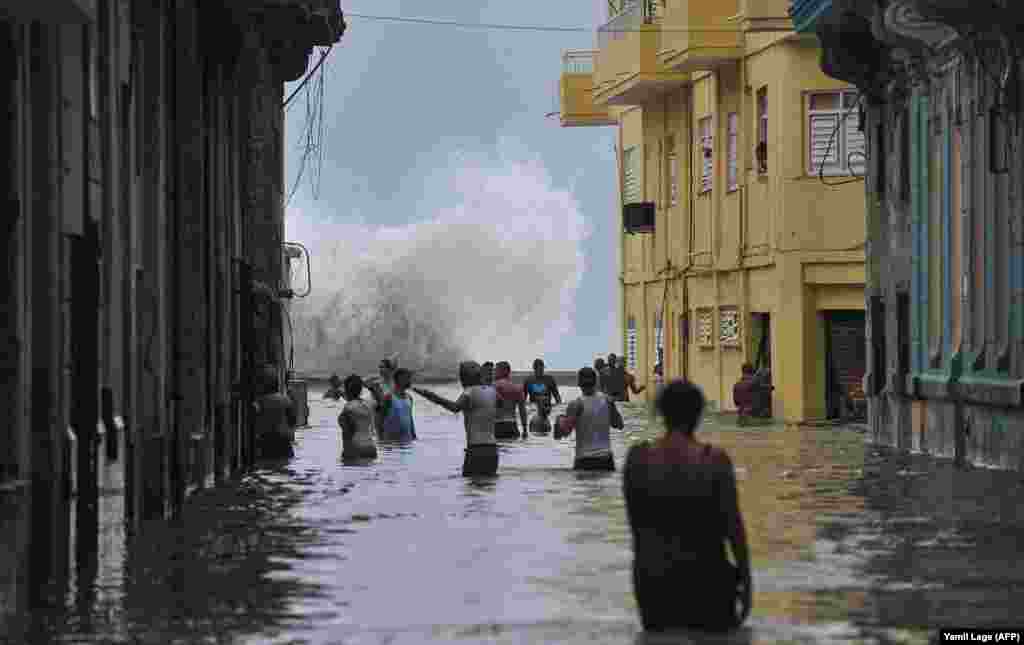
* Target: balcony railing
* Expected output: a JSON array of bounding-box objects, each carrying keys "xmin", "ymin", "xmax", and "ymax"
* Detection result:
[
  {"xmin": 563, "ymin": 50, "xmax": 597, "ymax": 74},
  {"xmin": 598, "ymin": 0, "xmax": 662, "ymax": 49}
]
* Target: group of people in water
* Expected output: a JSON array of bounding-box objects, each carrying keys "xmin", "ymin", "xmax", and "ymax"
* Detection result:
[{"xmin": 322, "ymin": 354, "xmax": 753, "ymax": 633}]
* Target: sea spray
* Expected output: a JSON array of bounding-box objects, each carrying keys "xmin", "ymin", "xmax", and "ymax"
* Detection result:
[{"xmin": 286, "ymin": 150, "xmax": 590, "ymax": 376}]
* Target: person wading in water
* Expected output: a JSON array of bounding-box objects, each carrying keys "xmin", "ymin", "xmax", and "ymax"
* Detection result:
[
  {"xmin": 338, "ymin": 374, "xmax": 378, "ymax": 461},
  {"xmin": 555, "ymin": 367, "xmax": 623, "ymax": 471},
  {"xmin": 593, "ymin": 357, "xmax": 607, "ymax": 393},
  {"xmin": 413, "ymin": 361, "xmax": 499, "ymax": 477},
  {"xmin": 623, "ymin": 379, "xmax": 752, "ymax": 632},
  {"xmin": 480, "ymin": 361, "xmax": 495, "ymax": 387},
  {"xmin": 493, "ymin": 361, "xmax": 528, "ymax": 440},
  {"xmin": 367, "ymin": 358, "xmax": 396, "ymax": 431},
  {"xmin": 524, "ymin": 358, "xmax": 561, "ymax": 409},
  {"xmin": 323, "ymin": 373, "xmax": 344, "ymax": 400},
  {"xmin": 377, "ymin": 367, "xmax": 417, "ymax": 442},
  {"xmin": 601, "ymin": 353, "xmax": 645, "ymax": 402}
]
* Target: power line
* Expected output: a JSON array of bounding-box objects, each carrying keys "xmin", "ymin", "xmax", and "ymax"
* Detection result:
[
  {"xmin": 344, "ymin": 12, "xmax": 743, "ymax": 33},
  {"xmin": 345, "ymin": 12, "xmax": 589, "ymax": 32},
  {"xmin": 284, "ymin": 45, "xmax": 333, "ymax": 109}
]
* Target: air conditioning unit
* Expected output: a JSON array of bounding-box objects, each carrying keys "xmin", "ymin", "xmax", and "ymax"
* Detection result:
[{"xmin": 623, "ymin": 202, "xmax": 655, "ymax": 234}]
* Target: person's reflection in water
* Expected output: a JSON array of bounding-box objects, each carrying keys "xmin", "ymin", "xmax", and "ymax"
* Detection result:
[{"xmin": 623, "ymin": 379, "xmax": 752, "ymax": 633}]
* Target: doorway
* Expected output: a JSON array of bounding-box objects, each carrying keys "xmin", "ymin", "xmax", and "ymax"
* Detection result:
[
  {"xmin": 750, "ymin": 313, "xmax": 771, "ymax": 373},
  {"xmin": 748, "ymin": 313, "xmax": 772, "ymax": 417},
  {"xmin": 825, "ymin": 310, "xmax": 867, "ymax": 422}
]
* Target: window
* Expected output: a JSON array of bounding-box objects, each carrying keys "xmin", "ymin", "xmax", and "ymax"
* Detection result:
[
  {"xmin": 807, "ymin": 90, "xmax": 865, "ymax": 177},
  {"xmin": 666, "ymin": 136, "xmax": 678, "ymax": 207},
  {"xmin": 654, "ymin": 309, "xmax": 664, "ymax": 366},
  {"xmin": 727, "ymin": 112, "xmax": 739, "ymax": 191},
  {"xmin": 623, "ymin": 145, "xmax": 641, "ymax": 204},
  {"xmin": 626, "ymin": 316, "xmax": 638, "ymax": 370},
  {"xmin": 698, "ymin": 116, "xmax": 713, "ymax": 193},
  {"xmin": 756, "ymin": 87, "xmax": 768, "ymax": 173}
]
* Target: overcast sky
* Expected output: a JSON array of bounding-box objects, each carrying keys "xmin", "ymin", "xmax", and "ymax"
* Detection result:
[{"xmin": 284, "ymin": 0, "xmax": 618, "ymax": 370}]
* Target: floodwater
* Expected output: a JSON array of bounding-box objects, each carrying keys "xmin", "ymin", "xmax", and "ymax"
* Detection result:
[{"xmin": 7, "ymin": 383, "xmax": 1024, "ymax": 644}]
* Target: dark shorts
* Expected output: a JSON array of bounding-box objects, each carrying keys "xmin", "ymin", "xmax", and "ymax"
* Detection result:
[
  {"xmin": 573, "ymin": 454, "xmax": 615, "ymax": 471},
  {"xmin": 494, "ymin": 421, "xmax": 520, "ymax": 440},
  {"xmin": 342, "ymin": 444, "xmax": 378, "ymax": 461},
  {"xmin": 463, "ymin": 444, "xmax": 499, "ymax": 477}
]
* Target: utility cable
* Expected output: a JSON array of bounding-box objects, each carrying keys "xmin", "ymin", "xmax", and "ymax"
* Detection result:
[
  {"xmin": 284, "ymin": 45, "xmax": 333, "ymax": 109},
  {"xmin": 345, "ymin": 11, "xmax": 749, "ymax": 33},
  {"xmin": 817, "ymin": 92, "xmax": 866, "ymax": 187}
]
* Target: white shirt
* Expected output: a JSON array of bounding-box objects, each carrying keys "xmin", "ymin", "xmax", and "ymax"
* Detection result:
[
  {"xmin": 566, "ymin": 392, "xmax": 614, "ymax": 460},
  {"xmin": 456, "ymin": 385, "xmax": 497, "ymax": 446}
]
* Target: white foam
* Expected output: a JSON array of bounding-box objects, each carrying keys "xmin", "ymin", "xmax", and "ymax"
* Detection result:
[{"xmin": 286, "ymin": 143, "xmax": 590, "ymax": 375}]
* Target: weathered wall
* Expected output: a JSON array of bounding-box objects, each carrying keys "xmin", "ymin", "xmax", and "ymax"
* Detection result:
[
  {"xmin": 813, "ymin": 0, "xmax": 1024, "ymax": 470},
  {"xmin": 0, "ymin": 0, "xmax": 344, "ymax": 610}
]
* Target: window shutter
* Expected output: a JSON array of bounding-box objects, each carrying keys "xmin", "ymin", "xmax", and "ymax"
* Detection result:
[
  {"xmin": 727, "ymin": 113, "xmax": 738, "ymax": 191},
  {"xmin": 809, "ymin": 113, "xmax": 840, "ymax": 174},
  {"xmin": 845, "ymin": 113, "xmax": 867, "ymax": 175},
  {"xmin": 623, "ymin": 147, "xmax": 641, "ymax": 203},
  {"xmin": 626, "ymin": 317, "xmax": 638, "ymax": 370}
]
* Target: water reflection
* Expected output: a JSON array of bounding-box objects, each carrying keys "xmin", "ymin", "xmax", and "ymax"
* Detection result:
[{"xmin": 3, "ymin": 383, "xmax": 1023, "ymax": 644}]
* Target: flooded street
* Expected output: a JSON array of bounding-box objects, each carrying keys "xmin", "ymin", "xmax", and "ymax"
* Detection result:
[{"xmin": 9, "ymin": 383, "xmax": 1024, "ymax": 644}]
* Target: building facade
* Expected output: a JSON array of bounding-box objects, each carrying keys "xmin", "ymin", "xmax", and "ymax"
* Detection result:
[
  {"xmin": 801, "ymin": 0, "xmax": 1024, "ymax": 470},
  {"xmin": 0, "ymin": 0, "xmax": 343, "ymax": 625},
  {"xmin": 559, "ymin": 0, "xmax": 866, "ymax": 422}
]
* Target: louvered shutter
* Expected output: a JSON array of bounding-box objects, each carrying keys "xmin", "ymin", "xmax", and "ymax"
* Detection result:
[
  {"xmin": 623, "ymin": 146, "xmax": 641, "ymax": 203},
  {"xmin": 845, "ymin": 112, "xmax": 867, "ymax": 175},
  {"xmin": 626, "ymin": 317, "xmax": 638, "ymax": 370},
  {"xmin": 809, "ymin": 113, "xmax": 840, "ymax": 174}
]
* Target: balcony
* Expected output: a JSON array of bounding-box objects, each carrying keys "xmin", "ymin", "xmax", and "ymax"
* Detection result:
[
  {"xmin": 593, "ymin": 1, "xmax": 690, "ymax": 107},
  {"xmin": 658, "ymin": 0, "xmax": 744, "ymax": 72},
  {"xmin": 740, "ymin": 0, "xmax": 794, "ymax": 31},
  {"xmin": 559, "ymin": 51, "xmax": 617, "ymax": 127}
]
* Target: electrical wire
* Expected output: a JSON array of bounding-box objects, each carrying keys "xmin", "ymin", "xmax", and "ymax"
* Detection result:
[
  {"xmin": 344, "ymin": 11, "xmax": 747, "ymax": 33},
  {"xmin": 817, "ymin": 92, "xmax": 866, "ymax": 187},
  {"xmin": 284, "ymin": 45, "xmax": 333, "ymax": 109},
  {"xmin": 286, "ymin": 46, "xmax": 330, "ymax": 206}
]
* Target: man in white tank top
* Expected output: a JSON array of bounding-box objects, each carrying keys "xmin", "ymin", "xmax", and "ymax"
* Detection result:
[
  {"xmin": 556, "ymin": 366, "xmax": 624, "ymax": 471},
  {"xmin": 413, "ymin": 361, "xmax": 499, "ymax": 476}
]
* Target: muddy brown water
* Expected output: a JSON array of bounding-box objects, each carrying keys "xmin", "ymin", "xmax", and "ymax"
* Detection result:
[{"xmin": 7, "ymin": 384, "xmax": 1024, "ymax": 644}]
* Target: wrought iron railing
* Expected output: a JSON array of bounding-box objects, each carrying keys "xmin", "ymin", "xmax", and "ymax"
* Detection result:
[
  {"xmin": 598, "ymin": 0, "xmax": 661, "ymax": 49},
  {"xmin": 562, "ymin": 50, "xmax": 597, "ymax": 74}
]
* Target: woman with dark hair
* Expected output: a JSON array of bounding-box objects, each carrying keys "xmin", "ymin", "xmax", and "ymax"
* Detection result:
[{"xmin": 623, "ymin": 379, "xmax": 752, "ymax": 633}]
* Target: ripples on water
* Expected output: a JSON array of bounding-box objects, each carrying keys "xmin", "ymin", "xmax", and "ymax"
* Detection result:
[{"xmin": 7, "ymin": 384, "xmax": 1024, "ymax": 644}]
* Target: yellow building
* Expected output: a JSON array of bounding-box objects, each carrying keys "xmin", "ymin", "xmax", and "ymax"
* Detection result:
[{"xmin": 559, "ymin": 0, "xmax": 867, "ymax": 423}]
